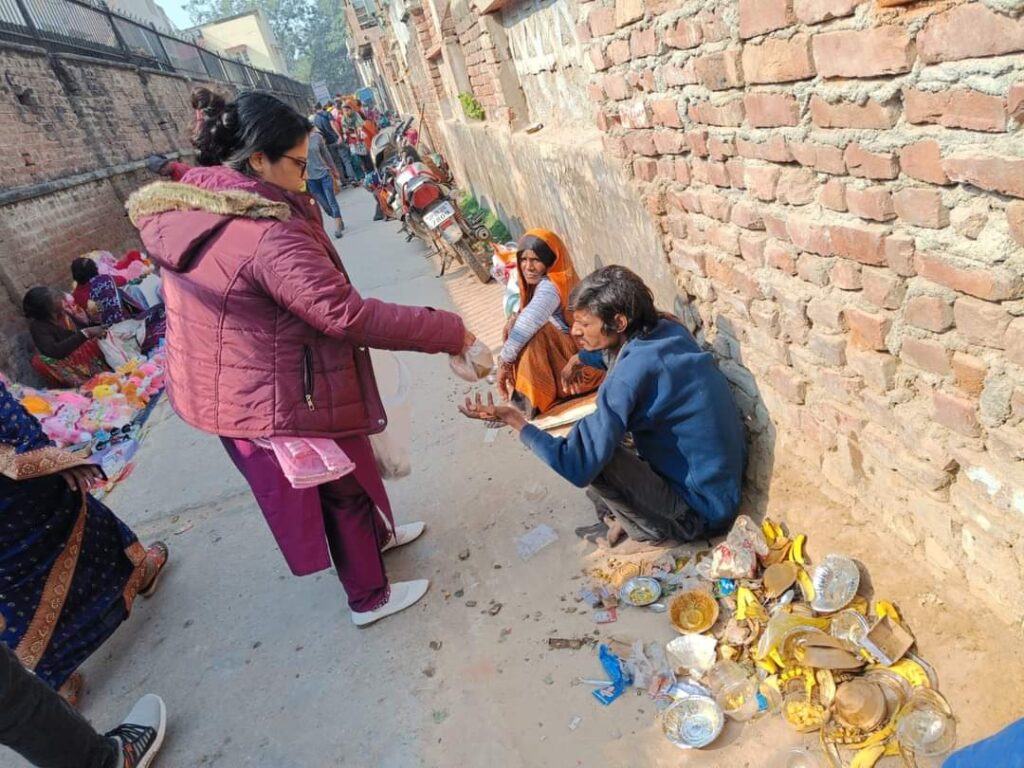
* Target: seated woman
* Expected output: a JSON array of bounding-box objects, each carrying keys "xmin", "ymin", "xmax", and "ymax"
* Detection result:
[
  {"xmin": 23, "ymin": 287, "xmax": 110, "ymax": 388},
  {"xmin": 496, "ymin": 230, "xmax": 604, "ymax": 416},
  {"xmin": 70, "ymin": 258, "xmax": 165, "ymax": 352}
]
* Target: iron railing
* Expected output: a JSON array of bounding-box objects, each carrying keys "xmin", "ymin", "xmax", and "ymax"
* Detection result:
[{"xmin": 0, "ymin": 0, "xmax": 312, "ymax": 100}]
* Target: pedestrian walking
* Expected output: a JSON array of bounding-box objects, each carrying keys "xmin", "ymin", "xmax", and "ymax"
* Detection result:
[
  {"xmin": 0, "ymin": 381, "xmax": 169, "ymax": 704},
  {"xmin": 306, "ymin": 126, "xmax": 345, "ymax": 238},
  {"xmin": 0, "ymin": 643, "xmax": 166, "ymax": 768},
  {"xmin": 128, "ymin": 87, "xmax": 477, "ymax": 626}
]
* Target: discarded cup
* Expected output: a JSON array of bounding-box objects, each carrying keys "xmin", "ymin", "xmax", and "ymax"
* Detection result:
[
  {"xmin": 661, "ymin": 695, "xmax": 724, "ymax": 749},
  {"xmin": 619, "ymin": 576, "xmax": 662, "ymax": 607}
]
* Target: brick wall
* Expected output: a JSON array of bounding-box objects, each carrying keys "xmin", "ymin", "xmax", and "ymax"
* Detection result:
[
  {"xmin": 581, "ymin": 0, "xmax": 1024, "ymax": 616},
  {"xmin": 0, "ymin": 42, "xmax": 305, "ymax": 382},
  {"xmin": 378, "ymin": 0, "xmax": 1024, "ymax": 616}
]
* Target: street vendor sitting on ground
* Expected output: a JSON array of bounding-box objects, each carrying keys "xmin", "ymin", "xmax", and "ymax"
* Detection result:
[
  {"xmin": 461, "ymin": 265, "xmax": 747, "ymax": 546},
  {"xmin": 496, "ymin": 230, "xmax": 604, "ymax": 416}
]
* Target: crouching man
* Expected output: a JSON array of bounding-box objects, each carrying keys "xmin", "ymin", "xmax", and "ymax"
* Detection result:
[{"xmin": 460, "ymin": 265, "xmax": 747, "ymax": 546}]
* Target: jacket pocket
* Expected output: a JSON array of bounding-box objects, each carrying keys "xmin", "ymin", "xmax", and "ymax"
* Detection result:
[{"xmin": 302, "ymin": 345, "xmax": 316, "ymax": 411}]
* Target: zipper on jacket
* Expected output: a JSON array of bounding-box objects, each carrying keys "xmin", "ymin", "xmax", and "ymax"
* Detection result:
[{"xmin": 302, "ymin": 345, "xmax": 316, "ymax": 411}]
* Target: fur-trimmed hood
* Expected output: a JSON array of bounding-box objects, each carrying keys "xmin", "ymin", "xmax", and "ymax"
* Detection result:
[{"xmin": 127, "ymin": 165, "xmax": 310, "ymax": 273}]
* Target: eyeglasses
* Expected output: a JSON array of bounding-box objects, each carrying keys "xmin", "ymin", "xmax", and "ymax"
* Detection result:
[{"xmin": 283, "ymin": 155, "xmax": 308, "ymax": 177}]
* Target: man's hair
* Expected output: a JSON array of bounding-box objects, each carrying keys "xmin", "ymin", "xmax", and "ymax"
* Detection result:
[{"xmin": 569, "ymin": 265, "xmax": 659, "ymax": 339}]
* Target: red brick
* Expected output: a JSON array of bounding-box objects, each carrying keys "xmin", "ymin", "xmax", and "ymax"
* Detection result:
[
  {"xmin": 831, "ymin": 261, "xmax": 862, "ymax": 290},
  {"xmin": 670, "ymin": 242, "xmax": 706, "ymax": 275},
  {"xmin": 663, "ymin": 18, "xmax": 703, "ymax": 49},
  {"xmin": 707, "ymin": 223, "xmax": 743, "ymax": 256},
  {"xmin": 650, "ymin": 98, "xmax": 682, "ymax": 127},
  {"xmin": 656, "ymin": 158, "xmax": 676, "ymax": 182},
  {"xmin": 901, "ymin": 337, "xmax": 952, "ymax": 375},
  {"xmin": 744, "ymin": 92, "xmax": 800, "ymax": 127},
  {"xmin": 944, "ymin": 153, "xmax": 1024, "ymax": 199},
  {"xmin": 699, "ymin": 11, "xmax": 731, "ymax": 43},
  {"xmin": 690, "ymin": 158, "xmax": 710, "ymax": 184},
  {"xmin": 587, "ymin": 82, "xmax": 606, "ymax": 102},
  {"xmin": 666, "ymin": 213, "xmax": 689, "ymax": 239},
  {"xmin": 893, "ymin": 188, "xmax": 949, "ymax": 229},
  {"xmin": 809, "ymin": 331, "xmax": 848, "ymax": 366},
  {"xmin": 731, "ymin": 200, "xmax": 764, "ymax": 230},
  {"xmin": 1007, "ymin": 318, "xmax": 1024, "ymax": 367},
  {"xmin": 739, "ymin": 0, "xmax": 795, "ymax": 39},
  {"xmin": 767, "ymin": 366, "xmax": 807, "ymax": 404},
  {"xmin": 589, "ymin": 46, "xmax": 610, "ymax": 71},
  {"xmin": 904, "ymin": 88, "xmax": 1008, "ymax": 133},
  {"xmin": 739, "ymin": 233, "xmax": 768, "ymax": 264},
  {"xmin": 745, "ymin": 164, "xmax": 781, "ymax": 201},
  {"xmin": 820, "ymin": 179, "xmax": 847, "ymax": 212},
  {"xmin": 887, "ymin": 237, "xmax": 918, "ymax": 275},
  {"xmin": 694, "ymin": 50, "xmax": 744, "ymax": 91},
  {"xmin": 608, "ymin": 38, "xmax": 631, "ymax": 65},
  {"xmin": 653, "ymin": 130, "xmax": 687, "ymax": 154},
  {"xmin": 954, "ymin": 296, "xmax": 1013, "ymax": 349},
  {"xmin": 708, "ymin": 161, "xmax": 731, "ymax": 188},
  {"xmin": 914, "ymin": 252, "xmax": 1023, "ymax": 301},
  {"xmin": 810, "ymin": 96, "xmax": 897, "ymax": 129},
  {"xmin": 813, "ymin": 27, "xmax": 915, "ymax": 78},
  {"xmin": 844, "ymin": 143, "xmax": 899, "ymax": 181},
  {"xmin": 845, "ymin": 307, "xmax": 892, "ymax": 350},
  {"xmin": 675, "ymin": 159, "xmax": 691, "ymax": 184},
  {"xmin": 595, "ymin": 109, "xmax": 613, "ymax": 133},
  {"xmin": 726, "ymin": 158, "xmax": 746, "ymax": 188},
  {"xmin": 707, "ymin": 136, "xmax": 735, "ymax": 160},
  {"xmin": 688, "ymin": 100, "xmax": 745, "ymax": 127},
  {"xmin": 848, "ymin": 348, "xmax": 896, "ymax": 391},
  {"xmin": 687, "ymin": 130, "xmax": 709, "ymax": 157},
  {"xmin": 604, "ymin": 74, "xmax": 629, "ymax": 100},
  {"xmin": 742, "ymin": 35, "xmax": 815, "ymax": 84},
  {"xmin": 615, "ymin": 0, "xmax": 645, "ymax": 27},
  {"xmin": 830, "ymin": 222, "xmax": 887, "ymax": 265},
  {"xmin": 808, "ymin": 297, "xmax": 847, "ymax": 331},
  {"xmin": 932, "ymin": 390, "xmax": 982, "ymax": 437},
  {"xmin": 846, "ymin": 186, "xmax": 896, "ymax": 222},
  {"xmin": 952, "ymin": 352, "xmax": 987, "ymax": 397},
  {"xmin": 766, "ymin": 240, "xmax": 799, "ymax": 274},
  {"xmin": 1008, "ymin": 201, "xmax": 1024, "ymax": 247},
  {"xmin": 898, "ymin": 140, "xmax": 950, "ymax": 186},
  {"xmin": 794, "ymin": 0, "xmax": 862, "ymax": 24},
  {"xmin": 905, "ymin": 295, "xmax": 954, "ymax": 332},
  {"xmin": 589, "ymin": 7, "xmax": 617, "ymax": 37},
  {"xmin": 789, "ymin": 141, "xmax": 846, "ymax": 174},
  {"xmin": 577, "ymin": 20, "xmax": 593, "ymax": 44},
  {"xmin": 776, "ymin": 167, "xmax": 817, "ymax": 206},
  {"xmin": 633, "ymin": 157, "xmax": 659, "ymax": 181},
  {"xmin": 763, "ymin": 212, "xmax": 791, "ymax": 241},
  {"xmin": 630, "ymin": 28, "xmax": 658, "ymax": 59},
  {"xmin": 625, "ymin": 130, "xmax": 657, "ymax": 155},
  {"xmin": 786, "ymin": 217, "xmax": 832, "ymax": 256},
  {"xmin": 917, "ymin": 4, "xmax": 1024, "ymax": 64},
  {"xmin": 1009, "ymin": 81, "xmax": 1024, "ymax": 119},
  {"xmin": 862, "ymin": 268, "xmax": 906, "ymax": 309},
  {"xmin": 661, "ymin": 60, "xmax": 697, "ymax": 86}
]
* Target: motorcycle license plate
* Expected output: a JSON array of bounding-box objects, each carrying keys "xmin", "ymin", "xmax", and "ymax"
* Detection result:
[{"xmin": 424, "ymin": 202, "xmax": 456, "ymax": 229}]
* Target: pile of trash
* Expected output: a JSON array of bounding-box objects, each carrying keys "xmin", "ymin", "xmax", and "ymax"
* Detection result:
[{"xmin": 575, "ymin": 516, "xmax": 955, "ymax": 766}]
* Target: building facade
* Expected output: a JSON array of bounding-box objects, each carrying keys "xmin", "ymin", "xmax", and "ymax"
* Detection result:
[{"xmin": 185, "ymin": 9, "xmax": 289, "ymax": 75}]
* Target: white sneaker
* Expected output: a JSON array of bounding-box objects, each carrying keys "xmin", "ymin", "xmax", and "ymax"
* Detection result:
[
  {"xmin": 105, "ymin": 693, "xmax": 166, "ymax": 768},
  {"xmin": 351, "ymin": 579, "xmax": 429, "ymax": 627},
  {"xmin": 381, "ymin": 521, "xmax": 426, "ymax": 553}
]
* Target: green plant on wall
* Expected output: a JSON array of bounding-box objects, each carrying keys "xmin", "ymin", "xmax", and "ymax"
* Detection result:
[{"xmin": 459, "ymin": 92, "xmax": 486, "ymax": 121}]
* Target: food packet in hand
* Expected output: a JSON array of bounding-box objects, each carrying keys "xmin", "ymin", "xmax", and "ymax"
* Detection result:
[{"xmin": 449, "ymin": 339, "xmax": 495, "ymax": 382}]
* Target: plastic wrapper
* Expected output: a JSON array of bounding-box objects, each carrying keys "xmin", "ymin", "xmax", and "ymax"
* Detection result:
[
  {"xmin": 449, "ymin": 340, "xmax": 495, "ymax": 382},
  {"xmin": 696, "ymin": 515, "xmax": 768, "ymax": 580}
]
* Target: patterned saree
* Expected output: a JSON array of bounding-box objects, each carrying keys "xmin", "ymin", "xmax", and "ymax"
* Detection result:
[{"xmin": 0, "ymin": 382, "xmax": 145, "ymax": 688}]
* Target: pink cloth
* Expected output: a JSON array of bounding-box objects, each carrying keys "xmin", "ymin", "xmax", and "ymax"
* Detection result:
[
  {"xmin": 222, "ymin": 434, "xmax": 394, "ymax": 610},
  {"xmin": 253, "ymin": 436, "xmax": 355, "ymax": 488},
  {"xmin": 133, "ymin": 165, "xmax": 465, "ymax": 440}
]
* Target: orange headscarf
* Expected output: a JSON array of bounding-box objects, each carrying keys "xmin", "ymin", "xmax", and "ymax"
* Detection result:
[{"xmin": 516, "ymin": 229, "xmax": 579, "ymax": 325}]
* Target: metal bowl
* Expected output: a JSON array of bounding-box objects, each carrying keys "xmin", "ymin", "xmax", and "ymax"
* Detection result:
[
  {"xmin": 811, "ymin": 554, "xmax": 860, "ymax": 613},
  {"xmin": 662, "ymin": 694, "xmax": 725, "ymax": 749},
  {"xmin": 619, "ymin": 576, "xmax": 662, "ymax": 606}
]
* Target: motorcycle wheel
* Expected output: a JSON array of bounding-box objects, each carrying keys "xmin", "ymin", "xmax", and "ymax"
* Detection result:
[{"xmin": 454, "ymin": 239, "xmax": 494, "ymax": 284}]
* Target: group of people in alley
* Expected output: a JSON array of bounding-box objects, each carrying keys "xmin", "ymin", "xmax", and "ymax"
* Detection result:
[{"xmin": 1, "ymin": 87, "xmax": 746, "ymax": 768}]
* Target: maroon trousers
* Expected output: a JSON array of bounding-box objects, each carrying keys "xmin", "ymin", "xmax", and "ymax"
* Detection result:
[{"xmin": 221, "ymin": 436, "xmax": 393, "ymax": 612}]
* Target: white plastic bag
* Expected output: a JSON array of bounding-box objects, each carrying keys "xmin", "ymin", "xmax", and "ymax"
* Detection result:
[
  {"xmin": 449, "ymin": 339, "xmax": 494, "ymax": 382},
  {"xmin": 97, "ymin": 319, "xmax": 145, "ymax": 369},
  {"xmin": 368, "ymin": 351, "xmax": 412, "ymax": 479}
]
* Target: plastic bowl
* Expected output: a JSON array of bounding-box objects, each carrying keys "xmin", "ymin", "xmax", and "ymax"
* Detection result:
[
  {"xmin": 810, "ymin": 554, "xmax": 860, "ymax": 613},
  {"xmin": 661, "ymin": 694, "xmax": 725, "ymax": 749},
  {"xmin": 619, "ymin": 576, "xmax": 662, "ymax": 607},
  {"xmin": 669, "ymin": 589, "xmax": 720, "ymax": 634}
]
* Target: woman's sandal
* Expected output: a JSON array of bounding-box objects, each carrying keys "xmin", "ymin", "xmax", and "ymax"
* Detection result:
[
  {"xmin": 139, "ymin": 541, "xmax": 169, "ymax": 598},
  {"xmin": 58, "ymin": 671, "xmax": 84, "ymax": 707}
]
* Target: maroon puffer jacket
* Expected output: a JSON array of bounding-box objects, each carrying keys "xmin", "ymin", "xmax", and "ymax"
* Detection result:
[{"xmin": 127, "ymin": 166, "xmax": 464, "ymax": 439}]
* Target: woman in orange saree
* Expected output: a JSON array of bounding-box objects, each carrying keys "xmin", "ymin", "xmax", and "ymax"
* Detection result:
[{"xmin": 496, "ymin": 230, "xmax": 603, "ymax": 416}]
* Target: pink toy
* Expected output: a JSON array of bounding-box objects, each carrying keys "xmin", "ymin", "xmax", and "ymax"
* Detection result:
[{"xmin": 41, "ymin": 405, "xmax": 92, "ymax": 446}]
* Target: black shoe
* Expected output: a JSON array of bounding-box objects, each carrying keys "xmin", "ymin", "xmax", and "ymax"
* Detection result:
[
  {"xmin": 105, "ymin": 694, "xmax": 166, "ymax": 768},
  {"xmin": 574, "ymin": 520, "xmax": 609, "ymax": 542}
]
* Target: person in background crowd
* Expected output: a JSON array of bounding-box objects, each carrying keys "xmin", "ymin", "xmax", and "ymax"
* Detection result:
[
  {"xmin": 0, "ymin": 643, "xmax": 166, "ymax": 768},
  {"xmin": 495, "ymin": 230, "xmax": 603, "ymax": 416},
  {"xmin": 22, "ymin": 287, "xmax": 110, "ymax": 387},
  {"xmin": 312, "ymin": 103, "xmax": 349, "ymax": 179},
  {"xmin": 460, "ymin": 266, "xmax": 747, "ymax": 549},
  {"xmin": 128, "ymin": 87, "xmax": 477, "ymax": 626},
  {"xmin": 306, "ymin": 123, "xmax": 345, "ymax": 238},
  {"xmin": 0, "ymin": 380, "xmax": 169, "ymax": 705},
  {"xmin": 146, "ymin": 154, "xmax": 190, "ymax": 182},
  {"xmin": 70, "ymin": 258, "xmax": 165, "ymax": 352},
  {"xmin": 343, "ymin": 105, "xmax": 370, "ymax": 181}
]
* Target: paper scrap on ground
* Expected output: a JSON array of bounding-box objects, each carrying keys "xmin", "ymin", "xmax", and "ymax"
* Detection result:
[{"xmin": 516, "ymin": 524, "xmax": 559, "ymax": 560}]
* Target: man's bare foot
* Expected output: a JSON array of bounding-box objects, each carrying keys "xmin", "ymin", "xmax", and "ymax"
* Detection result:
[{"xmin": 601, "ymin": 517, "xmax": 627, "ymax": 548}]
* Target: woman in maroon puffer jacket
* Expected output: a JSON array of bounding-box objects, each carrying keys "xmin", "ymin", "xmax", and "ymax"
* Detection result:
[{"xmin": 128, "ymin": 88, "xmax": 472, "ymax": 626}]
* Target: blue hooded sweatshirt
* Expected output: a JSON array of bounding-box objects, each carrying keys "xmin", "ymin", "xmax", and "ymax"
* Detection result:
[{"xmin": 520, "ymin": 319, "xmax": 747, "ymax": 531}]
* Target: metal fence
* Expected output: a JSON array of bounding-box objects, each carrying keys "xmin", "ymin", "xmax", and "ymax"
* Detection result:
[{"xmin": 0, "ymin": 0, "xmax": 312, "ymax": 101}]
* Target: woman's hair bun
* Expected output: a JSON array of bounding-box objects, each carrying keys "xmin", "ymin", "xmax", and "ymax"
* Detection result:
[{"xmin": 191, "ymin": 87, "xmax": 239, "ymax": 166}]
